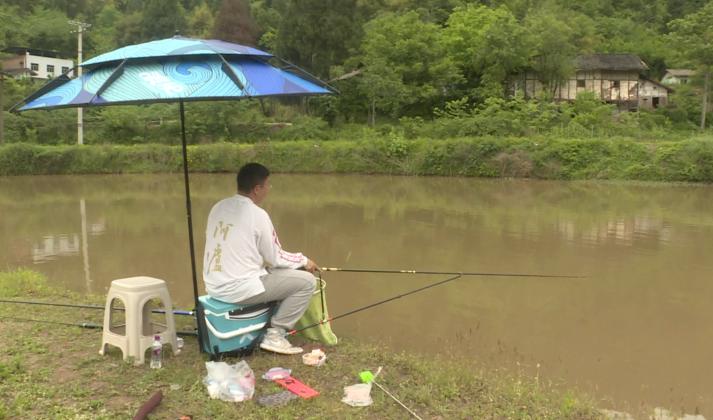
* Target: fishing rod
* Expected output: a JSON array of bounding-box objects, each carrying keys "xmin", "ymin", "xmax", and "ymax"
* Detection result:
[
  {"xmin": 0, "ymin": 299, "xmax": 195, "ymax": 316},
  {"xmin": 0, "ymin": 315, "xmax": 198, "ymax": 336},
  {"xmin": 288, "ymin": 273, "xmax": 463, "ymax": 336},
  {"xmin": 321, "ymin": 267, "xmax": 584, "ymax": 279}
]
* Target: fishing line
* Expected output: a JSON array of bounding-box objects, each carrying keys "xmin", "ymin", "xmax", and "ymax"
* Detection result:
[
  {"xmin": 0, "ymin": 299, "xmax": 194, "ymax": 316},
  {"xmin": 321, "ymin": 267, "xmax": 584, "ymax": 278},
  {"xmin": 288, "ymin": 273, "xmax": 463, "ymax": 336}
]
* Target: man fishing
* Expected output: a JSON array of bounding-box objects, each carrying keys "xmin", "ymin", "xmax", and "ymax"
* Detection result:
[{"xmin": 203, "ymin": 162, "xmax": 319, "ymax": 355}]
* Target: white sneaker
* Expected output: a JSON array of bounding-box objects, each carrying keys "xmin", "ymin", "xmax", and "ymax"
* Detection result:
[{"xmin": 260, "ymin": 328, "xmax": 303, "ymax": 355}]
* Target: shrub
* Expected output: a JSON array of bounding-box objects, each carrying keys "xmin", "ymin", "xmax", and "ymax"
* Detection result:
[
  {"xmin": 2, "ymin": 136, "xmax": 713, "ymax": 182},
  {"xmin": 272, "ymin": 115, "xmax": 330, "ymax": 141},
  {"xmin": 492, "ymin": 150, "xmax": 534, "ymax": 177}
]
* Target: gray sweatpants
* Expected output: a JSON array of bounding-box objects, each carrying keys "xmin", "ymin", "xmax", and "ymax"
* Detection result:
[{"xmin": 238, "ymin": 268, "xmax": 316, "ymax": 330}]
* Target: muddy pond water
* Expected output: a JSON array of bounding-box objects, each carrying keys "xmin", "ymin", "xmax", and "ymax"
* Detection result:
[{"xmin": 1, "ymin": 173, "xmax": 712, "ymax": 415}]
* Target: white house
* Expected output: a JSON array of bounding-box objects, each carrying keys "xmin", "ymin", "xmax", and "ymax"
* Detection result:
[
  {"xmin": 1, "ymin": 47, "xmax": 74, "ymax": 80},
  {"xmin": 514, "ymin": 54, "xmax": 672, "ymax": 110},
  {"xmin": 662, "ymin": 69, "xmax": 695, "ymax": 85},
  {"xmin": 638, "ymin": 78, "xmax": 673, "ymax": 109}
]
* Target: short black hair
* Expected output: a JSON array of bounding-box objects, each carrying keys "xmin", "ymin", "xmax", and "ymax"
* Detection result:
[{"xmin": 237, "ymin": 162, "xmax": 270, "ymax": 193}]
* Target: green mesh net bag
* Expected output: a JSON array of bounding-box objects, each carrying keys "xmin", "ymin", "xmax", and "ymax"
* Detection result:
[{"xmin": 294, "ymin": 276, "xmax": 338, "ymax": 345}]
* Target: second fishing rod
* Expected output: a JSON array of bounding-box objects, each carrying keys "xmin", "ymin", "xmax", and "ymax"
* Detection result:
[
  {"xmin": 289, "ymin": 266, "xmax": 584, "ymax": 336},
  {"xmin": 320, "ymin": 267, "xmax": 585, "ymax": 279}
]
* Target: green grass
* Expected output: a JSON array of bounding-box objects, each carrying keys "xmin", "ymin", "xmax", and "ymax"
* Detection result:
[
  {"xmin": 3, "ymin": 135, "xmax": 713, "ymax": 182},
  {"xmin": 0, "ymin": 269, "xmax": 602, "ymax": 419}
]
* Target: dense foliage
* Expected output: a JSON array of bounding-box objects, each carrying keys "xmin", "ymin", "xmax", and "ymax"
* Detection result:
[
  {"xmin": 3, "ymin": 135, "xmax": 713, "ymax": 182},
  {"xmin": 0, "ymin": 0, "xmax": 711, "ymax": 146}
]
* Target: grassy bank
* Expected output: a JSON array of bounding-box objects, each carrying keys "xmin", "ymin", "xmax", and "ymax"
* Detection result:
[
  {"xmin": 0, "ymin": 269, "xmax": 600, "ymax": 419},
  {"xmin": 2, "ymin": 135, "xmax": 713, "ymax": 182}
]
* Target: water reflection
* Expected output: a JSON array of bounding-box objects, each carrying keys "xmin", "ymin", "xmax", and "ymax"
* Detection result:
[
  {"xmin": 24, "ymin": 197, "xmax": 106, "ymax": 292},
  {"xmin": 1, "ymin": 174, "xmax": 712, "ymax": 415},
  {"xmin": 30, "ymin": 202, "xmax": 106, "ymax": 263},
  {"xmin": 32, "ymin": 234, "xmax": 80, "ymax": 262},
  {"xmin": 557, "ymin": 217, "xmax": 674, "ymax": 246}
]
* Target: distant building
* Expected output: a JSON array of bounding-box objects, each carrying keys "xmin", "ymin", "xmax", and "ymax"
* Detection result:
[
  {"xmin": 514, "ymin": 54, "xmax": 672, "ymax": 110},
  {"xmin": 1, "ymin": 47, "xmax": 74, "ymax": 80},
  {"xmin": 638, "ymin": 78, "xmax": 673, "ymax": 110},
  {"xmin": 661, "ymin": 69, "xmax": 695, "ymax": 85}
]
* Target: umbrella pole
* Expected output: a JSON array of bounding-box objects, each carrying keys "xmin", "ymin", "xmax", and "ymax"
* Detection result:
[{"xmin": 179, "ymin": 100, "xmax": 204, "ymax": 353}]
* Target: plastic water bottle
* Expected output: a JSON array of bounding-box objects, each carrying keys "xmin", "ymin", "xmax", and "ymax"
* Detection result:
[{"xmin": 150, "ymin": 335, "xmax": 162, "ymax": 369}]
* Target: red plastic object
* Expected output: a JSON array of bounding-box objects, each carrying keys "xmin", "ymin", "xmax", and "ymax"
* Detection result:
[{"xmin": 274, "ymin": 376, "xmax": 319, "ymax": 399}]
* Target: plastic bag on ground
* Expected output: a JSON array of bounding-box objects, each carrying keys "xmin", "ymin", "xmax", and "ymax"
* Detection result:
[
  {"xmin": 257, "ymin": 390, "xmax": 299, "ymax": 407},
  {"xmin": 302, "ymin": 349, "xmax": 327, "ymax": 367},
  {"xmin": 341, "ymin": 383, "xmax": 373, "ymax": 407},
  {"xmin": 262, "ymin": 367, "xmax": 292, "ymax": 380},
  {"xmin": 203, "ymin": 361, "xmax": 255, "ymax": 402}
]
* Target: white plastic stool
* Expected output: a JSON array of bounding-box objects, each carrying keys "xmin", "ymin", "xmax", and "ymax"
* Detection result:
[{"xmin": 99, "ymin": 276, "xmax": 179, "ymax": 365}]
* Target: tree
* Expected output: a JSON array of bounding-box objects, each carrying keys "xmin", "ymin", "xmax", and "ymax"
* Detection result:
[
  {"xmin": 40, "ymin": 0, "xmax": 103, "ymax": 19},
  {"xmin": 115, "ymin": 11, "xmax": 144, "ymax": 46},
  {"xmin": 87, "ymin": 1, "xmax": 122, "ymax": 54},
  {"xmin": 140, "ymin": 0, "xmax": 187, "ymax": 40},
  {"xmin": 212, "ymin": 0, "xmax": 259, "ymax": 45},
  {"xmin": 358, "ymin": 11, "xmax": 460, "ymax": 120},
  {"xmin": 276, "ymin": 0, "xmax": 363, "ymax": 77},
  {"xmin": 668, "ymin": 3, "xmax": 713, "ymax": 129},
  {"xmin": 114, "ymin": 0, "xmax": 145, "ymax": 13},
  {"xmin": 0, "ymin": 6, "xmax": 28, "ymax": 48},
  {"xmin": 666, "ymin": 0, "xmax": 707, "ymax": 20},
  {"xmin": 0, "ymin": 7, "xmax": 26, "ymax": 144},
  {"xmin": 442, "ymin": 4, "xmax": 529, "ymax": 101},
  {"xmin": 250, "ymin": 0, "xmax": 284, "ymax": 50},
  {"xmin": 605, "ymin": 0, "xmax": 668, "ymax": 30},
  {"xmin": 593, "ymin": 17, "xmax": 668, "ymax": 77},
  {"xmin": 24, "ymin": 7, "xmax": 75, "ymax": 53},
  {"xmin": 188, "ymin": 1, "xmax": 215, "ymax": 39},
  {"xmin": 524, "ymin": 9, "xmax": 583, "ymax": 98},
  {"xmin": 383, "ymin": 0, "xmax": 464, "ymax": 24}
]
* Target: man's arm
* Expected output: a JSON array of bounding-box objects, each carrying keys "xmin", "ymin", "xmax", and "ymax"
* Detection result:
[{"xmin": 256, "ymin": 210, "xmax": 309, "ymax": 270}]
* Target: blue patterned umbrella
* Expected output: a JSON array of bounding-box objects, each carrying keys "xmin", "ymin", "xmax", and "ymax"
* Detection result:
[
  {"xmin": 12, "ymin": 36, "xmax": 335, "ymax": 352},
  {"xmin": 17, "ymin": 36, "xmax": 332, "ymax": 109}
]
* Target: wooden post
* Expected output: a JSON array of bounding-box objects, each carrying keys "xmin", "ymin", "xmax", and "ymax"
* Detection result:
[{"xmin": 701, "ymin": 70, "xmax": 709, "ymax": 130}]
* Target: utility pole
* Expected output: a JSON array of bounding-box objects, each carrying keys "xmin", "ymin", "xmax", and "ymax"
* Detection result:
[{"xmin": 69, "ymin": 20, "xmax": 91, "ymax": 145}]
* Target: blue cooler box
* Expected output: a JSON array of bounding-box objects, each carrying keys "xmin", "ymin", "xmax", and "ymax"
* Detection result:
[{"xmin": 198, "ymin": 295, "xmax": 274, "ymax": 356}]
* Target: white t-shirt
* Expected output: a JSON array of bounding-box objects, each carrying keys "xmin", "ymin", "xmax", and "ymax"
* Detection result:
[{"xmin": 203, "ymin": 194, "xmax": 307, "ymax": 302}]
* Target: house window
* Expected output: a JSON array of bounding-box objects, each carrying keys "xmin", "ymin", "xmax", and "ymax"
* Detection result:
[
  {"xmin": 61, "ymin": 66, "xmax": 69, "ymax": 74},
  {"xmin": 30, "ymin": 63, "xmax": 39, "ymax": 71},
  {"xmin": 577, "ymin": 79, "xmax": 585, "ymax": 88},
  {"xmin": 46, "ymin": 64, "xmax": 55, "ymax": 74},
  {"xmin": 612, "ymin": 80, "xmax": 620, "ymax": 88}
]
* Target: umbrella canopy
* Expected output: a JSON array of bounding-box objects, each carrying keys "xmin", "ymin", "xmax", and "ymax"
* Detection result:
[
  {"xmin": 12, "ymin": 36, "xmax": 335, "ymax": 352},
  {"xmin": 17, "ymin": 36, "xmax": 332, "ymax": 110}
]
